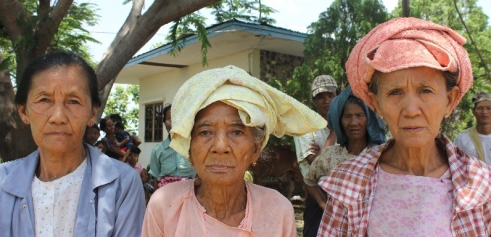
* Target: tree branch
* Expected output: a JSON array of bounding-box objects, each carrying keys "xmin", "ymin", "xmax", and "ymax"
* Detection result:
[
  {"xmin": 102, "ymin": 0, "xmax": 145, "ymax": 59},
  {"xmin": 38, "ymin": 0, "xmax": 50, "ymax": 17},
  {"xmin": 0, "ymin": 0, "xmax": 29, "ymax": 43},
  {"xmin": 34, "ymin": 0, "xmax": 73, "ymax": 55},
  {"xmin": 95, "ymin": 0, "xmax": 220, "ymax": 118},
  {"xmin": 454, "ymin": 0, "xmax": 491, "ymax": 80}
]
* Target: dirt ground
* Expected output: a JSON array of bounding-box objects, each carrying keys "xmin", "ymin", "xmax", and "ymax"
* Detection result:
[{"xmin": 293, "ymin": 201, "xmax": 305, "ymax": 237}]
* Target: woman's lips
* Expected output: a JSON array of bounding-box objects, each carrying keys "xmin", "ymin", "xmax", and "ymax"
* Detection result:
[
  {"xmin": 207, "ymin": 165, "xmax": 231, "ymax": 171},
  {"xmin": 402, "ymin": 127, "xmax": 424, "ymax": 132}
]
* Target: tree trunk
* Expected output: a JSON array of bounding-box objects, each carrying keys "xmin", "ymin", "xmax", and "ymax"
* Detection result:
[
  {"xmin": 0, "ymin": 0, "xmax": 221, "ymax": 160},
  {"xmin": 0, "ymin": 55, "xmax": 36, "ymax": 162},
  {"xmin": 95, "ymin": 0, "xmax": 221, "ymax": 118}
]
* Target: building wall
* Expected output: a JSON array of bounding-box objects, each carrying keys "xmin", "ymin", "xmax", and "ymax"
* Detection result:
[
  {"xmin": 137, "ymin": 49, "xmax": 258, "ymax": 167},
  {"xmin": 259, "ymin": 50, "xmax": 303, "ymax": 83}
]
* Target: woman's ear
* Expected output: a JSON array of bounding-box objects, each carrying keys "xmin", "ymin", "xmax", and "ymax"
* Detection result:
[
  {"xmin": 89, "ymin": 106, "xmax": 99, "ymax": 126},
  {"xmin": 252, "ymin": 142, "xmax": 262, "ymax": 161},
  {"xmin": 446, "ymin": 86, "xmax": 460, "ymax": 115},
  {"xmin": 368, "ymin": 92, "xmax": 383, "ymax": 118},
  {"xmin": 17, "ymin": 104, "xmax": 30, "ymax": 124}
]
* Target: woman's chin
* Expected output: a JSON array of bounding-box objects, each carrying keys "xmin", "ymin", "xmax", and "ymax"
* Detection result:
[{"xmin": 200, "ymin": 172, "xmax": 244, "ymax": 186}]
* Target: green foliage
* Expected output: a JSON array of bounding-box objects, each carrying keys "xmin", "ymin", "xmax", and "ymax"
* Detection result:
[
  {"xmin": 393, "ymin": 0, "xmax": 491, "ymax": 139},
  {"xmin": 0, "ymin": 1, "xmax": 100, "ymax": 76},
  {"xmin": 271, "ymin": 0, "xmax": 388, "ymax": 110},
  {"xmin": 167, "ymin": 0, "xmax": 276, "ymax": 65},
  {"xmin": 104, "ymin": 84, "xmax": 140, "ymax": 133},
  {"xmin": 208, "ymin": 0, "xmax": 277, "ymax": 24}
]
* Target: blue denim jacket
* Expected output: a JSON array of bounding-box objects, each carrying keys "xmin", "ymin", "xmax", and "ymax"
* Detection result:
[{"xmin": 0, "ymin": 144, "xmax": 145, "ymax": 236}]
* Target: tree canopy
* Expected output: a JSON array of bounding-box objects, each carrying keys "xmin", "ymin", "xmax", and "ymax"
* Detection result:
[{"xmin": 0, "ymin": 0, "xmax": 222, "ymax": 161}]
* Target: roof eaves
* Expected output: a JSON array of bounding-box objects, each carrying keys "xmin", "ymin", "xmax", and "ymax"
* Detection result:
[{"xmin": 125, "ymin": 19, "xmax": 307, "ymax": 67}]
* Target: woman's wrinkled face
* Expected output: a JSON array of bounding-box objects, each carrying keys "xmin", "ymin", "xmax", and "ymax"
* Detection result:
[
  {"xmin": 190, "ymin": 101, "xmax": 261, "ymax": 185},
  {"xmin": 341, "ymin": 103, "xmax": 368, "ymax": 141},
  {"xmin": 368, "ymin": 67, "xmax": 458, "ymax": 148},
  {"xmin": 17, "ymin": 66, "xmax": 98, "ymax": 153}
]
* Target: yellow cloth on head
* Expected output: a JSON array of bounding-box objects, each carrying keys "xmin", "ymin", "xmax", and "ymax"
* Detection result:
[{"xmin": 170, "ymin": 65, "xmax": 327, "ymax": 158}]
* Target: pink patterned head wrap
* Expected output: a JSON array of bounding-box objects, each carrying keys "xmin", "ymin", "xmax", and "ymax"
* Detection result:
[{"xmin": 346, "ymin": 17, "xmax": 473, "ymax": 109}]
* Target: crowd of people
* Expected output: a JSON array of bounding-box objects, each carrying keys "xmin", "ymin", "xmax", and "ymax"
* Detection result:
[{"xmin": 1, "ymin": 16, "xmax": 491, "ymax": 236}]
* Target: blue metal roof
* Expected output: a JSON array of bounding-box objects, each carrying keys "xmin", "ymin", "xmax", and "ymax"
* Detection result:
[{"xmin": 125, "ymin": 19, "xmax": 307, "ymax": 67}]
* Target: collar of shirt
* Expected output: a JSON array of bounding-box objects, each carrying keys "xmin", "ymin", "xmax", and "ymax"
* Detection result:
[{"xmin": 319, "ymin": 133, "xmax": 491, "ymax": 212}]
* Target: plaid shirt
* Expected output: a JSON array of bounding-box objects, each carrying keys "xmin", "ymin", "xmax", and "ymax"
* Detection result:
[{"xmin": 317, "ymin": 134, "xmax": 491, "ymax": 236}]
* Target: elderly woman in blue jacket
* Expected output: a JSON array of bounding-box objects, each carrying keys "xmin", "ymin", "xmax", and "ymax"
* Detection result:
[{"xmin": 0, "ymin": 52, "xmax": 145, "ymax": 236}]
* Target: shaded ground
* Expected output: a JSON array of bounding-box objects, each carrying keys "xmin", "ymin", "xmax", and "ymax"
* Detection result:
[{"xmin": 293, "ymin": 201, "xmax": 305, "ymax": 237}]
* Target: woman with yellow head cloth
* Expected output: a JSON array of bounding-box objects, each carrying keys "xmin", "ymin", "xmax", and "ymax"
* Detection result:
[
  {"xmin": 142, "ymin": 65, "xmax": 326, "ymax": 236},
  {"xmin": 317, "ymin": 18, "xmax": 491, "ymax": 236}
]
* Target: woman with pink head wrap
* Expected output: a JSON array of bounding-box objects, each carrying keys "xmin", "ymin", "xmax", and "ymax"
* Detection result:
[{"xmin": 317, "ymin": 18, "xmax": 491, "ymax": 236}]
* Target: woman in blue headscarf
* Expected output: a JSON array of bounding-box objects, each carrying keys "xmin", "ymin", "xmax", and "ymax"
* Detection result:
[{"xmin": 303, "ymin": 86, "xmax": 385, "ymax": 210}]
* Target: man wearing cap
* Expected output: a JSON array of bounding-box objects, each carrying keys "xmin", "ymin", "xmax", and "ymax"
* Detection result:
[
  {"xmin": 455, "ymin": 92, "xmax": 491, "ymax": 164},
  {"xmin": 293, "ymin": 75, "xmax": 337, "ymax": 237}
]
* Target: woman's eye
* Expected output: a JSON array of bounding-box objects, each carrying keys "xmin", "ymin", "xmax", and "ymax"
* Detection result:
[
  {"xmin": 388, "ymin": 90, "xmax": 401, "ymax": 96},
  {"xmin": 68, "ymin": 99, "xmax": 80, "ymax": 104},
  {"xmin": 421, "ymin": 88, "xmax": 432, "ymax": 93},
  {"xmin": 38, "ymin": 98, "xmax": 50, "ymax": 103},
  {"xmin": 199, "ymin": 130, "xmax": 210, "ymax": 136},
  {"xmin": 232, "ymin": 130, "xmax": 244, "ymax": 136}
]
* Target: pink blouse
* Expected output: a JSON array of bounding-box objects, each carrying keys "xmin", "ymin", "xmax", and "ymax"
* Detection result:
[
  {"xmin": 142, "ymin": 179, "xmax": 296, "ymax": 237},
  {"xmin": 367, "ymin": 166, "xmax": 453, "ymax": 236}
]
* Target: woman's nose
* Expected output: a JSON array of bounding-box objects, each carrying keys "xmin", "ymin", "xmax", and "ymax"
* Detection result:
[
  {"xmin": 48, "ymin": 102, "xmax": 69, "ymax": 124},
  {"xmin": 401, "ymin": 93, "xmax": 422, "ymax": 117},
  {"xmin": 211, "ymin": 131, "xmax": 231, "ymax": 154}
]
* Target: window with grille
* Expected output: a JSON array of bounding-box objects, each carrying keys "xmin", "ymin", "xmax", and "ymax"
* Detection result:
[{"xmin": 144, "ymin": 102, "xmax": 164, "ymax": 142}]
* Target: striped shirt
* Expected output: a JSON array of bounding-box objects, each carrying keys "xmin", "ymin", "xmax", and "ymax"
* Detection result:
[{"xmin": 317, "ymin": 133, "xmax": 491, "ymax": 236}]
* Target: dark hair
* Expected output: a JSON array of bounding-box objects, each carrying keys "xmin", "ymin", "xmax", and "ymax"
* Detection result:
[
  {"xmin": 100, "ymin": 117, "xmax": 109, "ymax": 131},
  {"xmin": 15, "ymin": 51, "xmax": 100, "ymax": 107},
  {"xmin": 114, "ymin": 121, "xmax": 125, "ymax": 130},
  {"xmin": 129, "ymin": 145, "xmax": 141, "ymax": 155},
  {"xmin": 163, "ymin": 104, "xmax": 172, "ymax": 122},
  {"xmin": 110, "ymin": 114, "xmax": 123, "ymax": 123},
  {"xmin": 87, "ymin": 124, "xmax": 100, "ymax": 132},
  {"xmin": 95, "ymin": 140, "xmax": 109, "ymax": 150},
  {"xmin": 369, "ymin": 70, "xmax": 459, "ymax": 95}
]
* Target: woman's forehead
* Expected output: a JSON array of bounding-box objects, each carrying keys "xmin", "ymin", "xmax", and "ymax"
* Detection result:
[
  {"xmin": 194, "ymin": 102, "xmax": 242, "ymax": 124},
  {"xmin": 376, "ymin": 67, "xmax": 445, "ymax": 88}
]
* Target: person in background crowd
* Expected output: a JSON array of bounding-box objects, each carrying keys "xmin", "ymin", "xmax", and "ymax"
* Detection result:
[
  {"xmin": 124, "ymin": 145, "xmax": 144, "ymax": 174},
  {"xmin": 149, "ymin": 104, "xmax": 197, "ymax": 189},
  {"xmin": 142, "ymin": 65, "xmax": 325, "ymax": 236},
  {"xmin": 110, "ymin": 113, "xmax": 142, "ymax": 146},
  {"xmin": 454, "ymin": 92, "xmax": 491, "ymax": 164},
  {"xmin": 0, "ymin": 51, "xmax": 145, "ymax": 236},
  {"xmin": 114, "ymin": 121, "xmax": 133, "ymax": 151},
  {"xmin": 95, "ymin": 140, "xmax": 109, "ymax": 154},
  {"xmin": 293, "ymin": 74, "xmax": 338, "ymax": 237},
  {"xmin": 317, "ymin": 17, "xmax": 491, "ymax": 236},
  {"xmin": 140, "ymin": 169, "xmax": 154, "ymax": 206},
  {"xmin": 100, "ymin": 117, "xmax": 125, "ymax": 160},
  {"xmin": 304, "ymin": 86, "xmax": 385, "ymax": 211},
  {"xmin": 83, "ymin": 124, "xmax": 100, "ymax": 146}
]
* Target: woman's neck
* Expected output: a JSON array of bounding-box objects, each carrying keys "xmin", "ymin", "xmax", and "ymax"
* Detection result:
[
  {"xmin": 379, "ymin": 141, "xmax": 448, "ymax": 177},
  {"xmin": 195, "ymin": 179, "xmax": 248, "ymax": 227},
  {"xmin": 346, "ymin": 138, "xmax": 368, "ymax": 156},
  {"xmin": 36, "ymin": 146, "xmax": 87, "ymax": 182}
]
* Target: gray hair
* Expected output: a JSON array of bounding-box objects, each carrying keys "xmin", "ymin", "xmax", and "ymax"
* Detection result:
[{"xmin": 253, "ymin": 126, "xmax": 266, "ymax": 145}]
